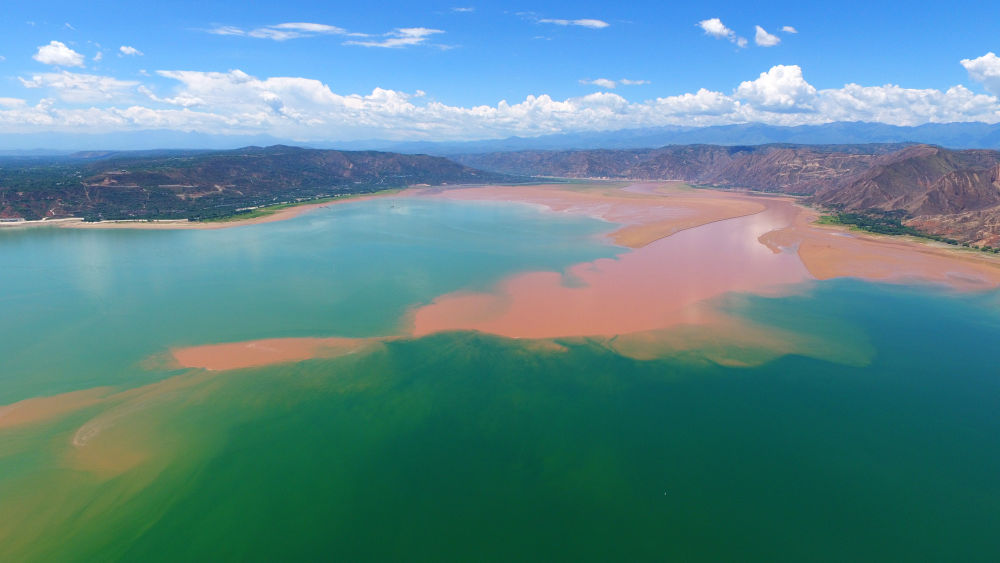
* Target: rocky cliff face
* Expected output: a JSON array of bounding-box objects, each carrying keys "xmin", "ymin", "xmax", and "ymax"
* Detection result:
[{"xmin": 809, "ymin": 147, "xmax": 1000, "ymax": 245}]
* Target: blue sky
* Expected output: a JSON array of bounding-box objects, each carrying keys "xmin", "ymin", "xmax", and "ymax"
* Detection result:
[{"xmin": 1, "ymin": 0, "xmax": 998, "ymax": 143}]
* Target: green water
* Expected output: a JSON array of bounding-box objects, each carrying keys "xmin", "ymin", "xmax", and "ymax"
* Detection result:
[{"xmin": 2, "ymin": 199, "xmax": 1000, "ymax": 561}]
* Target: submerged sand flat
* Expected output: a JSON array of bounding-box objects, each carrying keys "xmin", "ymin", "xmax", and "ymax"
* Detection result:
[
  {"xmin": 171, "ymin": 336, "xmax": 381, "ymax": 371},
  {"xmin": 410, "ymin": 198, "xmax": 810, "ymax": 338},
  {"xmin": 163, "ymin": 182, "xmax": 1000, "ymax": 371},
  {"xmin": 424, "ymin": 182, "xmax": 1000, "ymax": 288},
  {"xmin": 407, "ymin": 182, "xmax": 767, "ymax": 248},
  {"xmin": 8, "ymin": 181, "xmax": 1000, "ymax": 384},
  {"xmin": 5, "ymin": 181, "xmax": 1000, "ymax": 460}
]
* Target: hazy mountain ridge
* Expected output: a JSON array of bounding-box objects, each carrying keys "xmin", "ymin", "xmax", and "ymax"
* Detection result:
[
  {"xmin": 2, "ymin": 121, "xmax": 1000, "ymax": 155},
  {"xmin": 453, "ymin": 144, "xmax": 906, "ymax": 194},
  {"xmin": 374, "ymin": 122, "xmax": 1000, "ymax": 154}
]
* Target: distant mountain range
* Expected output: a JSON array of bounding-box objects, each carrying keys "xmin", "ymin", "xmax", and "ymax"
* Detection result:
[
  {"xmin": 2, "ymin": 121, "xmax": 1000, "ymax": 155},
  {"xmin": 455, "ymin": 144, "xmax": 1000, "ymax": 246},
  {"xmin": 361, "ymin": 122, "xmax": 1000, "ymax": 154},
  {"xmin": 0, "ymin": 145, "xmax": 512, "ymax": 221}
]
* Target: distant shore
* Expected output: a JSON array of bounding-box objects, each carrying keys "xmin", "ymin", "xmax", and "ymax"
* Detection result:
[{"xmin": 0, "ymin": 190, "xmax": 400, "ymax": 231}]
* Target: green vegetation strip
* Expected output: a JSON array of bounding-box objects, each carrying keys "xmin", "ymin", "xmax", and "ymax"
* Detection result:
[
  {"xmin": 818, "ymin": 211, "xmax": 1000, "ymax": 253},
  {"xmin": 197, "ymin": 189, "xmax": 403, "ymax": 223}
]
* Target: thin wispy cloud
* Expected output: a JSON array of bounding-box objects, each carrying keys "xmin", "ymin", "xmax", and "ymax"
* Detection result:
[
  {"xmin": 540, "ymin": 18, "xmax": 610, "ymax": 29},
  {"xmin": 206, "ymin": 22, "xmax": 356, "ymax": 41},
  {"xmin": 344, "ymin": 28, "xmax": 444, "ymax": 49},
  {"xmin": 452, "ymin": 7, "xmax": 474, "ymax": 12},
  {"xmin": 580, "ymin": 78, "xmax": 618, "ymax": 89},
  {"xmin": 698, "ymin": 18, "xmax": 746, "ymax": 48},
  {"xmin": 754, "ymin": 26, "xmax": 781, "ymax": 47},
  {"xmin": 205, "ymin": 22, "xmax": 441, "ymax": 48},
  {"xmin": 207, "ymin": 25, "xmax": 245, "ymax": 37},
  {"xmin": 782, "ymin": 26, "xmax": 798, "ymax": 34},
  {"xmin": 580, "ymin": 78, "xmax": 650, "ymax": 89}
]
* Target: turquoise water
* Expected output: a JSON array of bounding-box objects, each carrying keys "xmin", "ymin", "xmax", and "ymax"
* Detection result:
[
  {"xmin": 0, "ymin": 198, "xmax": 618, "ymax": 403},
  {"xmin": 2, "ymin": 198, "xmax": 1000, "ymax": 561}
]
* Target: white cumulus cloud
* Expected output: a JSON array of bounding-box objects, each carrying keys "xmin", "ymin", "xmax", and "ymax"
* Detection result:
[
  {"xmin": 19, "ymin": 71, "xmax": 140, "ymax": 104},
  {"xmin": 735, "ymin": 65, "xmax": 817, "ymax": 111},
  {"xmin": 3, "ymin": 64, "xmax": 1000, "ymax": 140},
  {"xmin": 961, "ymin": 52, "xmax": 1000, "ymax": 95},
  {"xmin": 33, "ymin": 41, "xmax": 85, "ymax": 67},
  {"xmin": 814, "ymin": 83, "xmax": 999, "ymax": 125},
  {"xmin": 651, "ymin": 88, "xmax": 738, "ymax": 116},
  {"xmin": 119, "ymin": 45, "xmax": 143, "ymax": 57},
  {"xmin": 754, "ymin": 26, "xmax": 781, "ymax": 47},
  {"xmin": 698, "ymin": 18, "xmax": 746, "ymax": 48},
  {"xmin": 781, "ymin": 26, "xmax": 798, "ymax": 34}
]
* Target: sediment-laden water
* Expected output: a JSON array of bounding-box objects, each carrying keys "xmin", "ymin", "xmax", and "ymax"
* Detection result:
[{"xmin": 2, "ymin": 196, "xmax": 999, "ymax": 561}]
